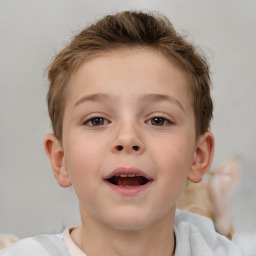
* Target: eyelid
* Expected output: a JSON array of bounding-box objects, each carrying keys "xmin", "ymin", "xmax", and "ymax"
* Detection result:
[
  {"xmin": 145, "ymin": 112, "xmax": 175, "ymax": 124},
  {"xmin": 82, "ymin": 113, "xmax": 111, "ymax": 125},
  {"xmin": 145, "ymin": 117, "xmax": 172, "ymax": 126}
]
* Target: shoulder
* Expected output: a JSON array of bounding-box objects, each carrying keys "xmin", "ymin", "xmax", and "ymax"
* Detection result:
[
  {"xmin": 174, "ymin": 210, "xmax": 244, "ymax": 256},
  {"xmin": 0, "ymin": 234, "xmax": 70, "ymax": 256}
]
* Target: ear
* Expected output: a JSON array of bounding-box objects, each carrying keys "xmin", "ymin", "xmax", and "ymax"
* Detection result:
[
  {"xmin": 44, "ymin": 134, "xmax": 72, "ymax": 187},
  {"xmin": 188, "ymin": 132, "xmax": 214, "ymax": 183}
]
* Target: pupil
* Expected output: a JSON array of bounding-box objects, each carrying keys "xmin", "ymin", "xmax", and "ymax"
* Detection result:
[
  {"xmin": 92, "ymin": 118, "xmax": 104, "ymax": 126},
  {"xmin": 152, "ymin": 117, "xmax": 164, "ymax": 126}
]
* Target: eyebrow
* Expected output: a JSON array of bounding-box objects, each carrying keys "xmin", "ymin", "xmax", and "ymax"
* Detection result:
[
  {"xmin": 73, "ymin": 93, "xmax": 114, "ymax": 110},
  {"xmin": 73, "ymin": 92, "xmax": 185, "ymax": 113},
  {"xmin": 139, "ymin": 93, "xmax": 185, "ymax": 113}
]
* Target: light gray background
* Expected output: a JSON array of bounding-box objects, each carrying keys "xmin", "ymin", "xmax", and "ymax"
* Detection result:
[{"xmin": 0, "ymin": 0, "xmax": 256, "ymax": 238}]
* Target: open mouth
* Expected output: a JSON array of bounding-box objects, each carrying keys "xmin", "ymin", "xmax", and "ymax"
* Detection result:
[{"xmin": 106, "ymin": 174, "xmax": 150, "ymax": 187}]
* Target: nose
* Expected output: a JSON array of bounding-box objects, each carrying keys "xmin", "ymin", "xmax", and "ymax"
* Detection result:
[{"xmin": 111, "ymin": 123, "xmax": 145, "ymax": 155}]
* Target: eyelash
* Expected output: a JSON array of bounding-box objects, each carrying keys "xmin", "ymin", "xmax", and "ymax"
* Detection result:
[
  {"xmin": 82, "ymin": 115, "xmax": 173, "ymax": 127},
  {"xmin": 146, "ymin": 116, "xmax": 173, "ymax": 126},
  {"xmin": 82, "ymin": 116, "xmax": 110, "ymax": 126}
]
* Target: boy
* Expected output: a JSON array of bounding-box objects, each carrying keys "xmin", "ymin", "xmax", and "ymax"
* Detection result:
[{"xmin": 0, "ymin": 11, "xmax": 243, "ymax": 256}]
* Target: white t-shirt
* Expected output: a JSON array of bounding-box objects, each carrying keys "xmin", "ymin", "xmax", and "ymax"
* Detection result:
[{"xmin": 0, "ymin": 210, "xmax": 244, "ymax": 256}]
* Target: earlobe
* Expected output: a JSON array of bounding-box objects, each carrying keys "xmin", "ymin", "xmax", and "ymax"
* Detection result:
[
  {"xmin": 188, "ymin": 132, "xmax": 214, "ymax": 183},
  {"xmin": 44, "ymin": 134, "xmax": 72, "ymax": 187}
]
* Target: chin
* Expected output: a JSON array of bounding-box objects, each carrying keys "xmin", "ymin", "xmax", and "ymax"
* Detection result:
[{"xmin": 104, "ymin": 208, "xmax": 158, "ymax": 231}]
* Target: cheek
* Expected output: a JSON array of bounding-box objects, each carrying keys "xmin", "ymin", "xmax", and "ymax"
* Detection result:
[
  {"xmin": 152, "ymin": 136, "xmax": 194, "ymax": 193},
  {"xmin": 153, "ymin": 136, "xmax": 194, "ymax": 169},
  {"xmin": 65, "ymin": 132, "xmax": 102, "ymax": 170},
  {"xmin": 64, "ymin": 143, "xmax": 98, "ymax": 193}
]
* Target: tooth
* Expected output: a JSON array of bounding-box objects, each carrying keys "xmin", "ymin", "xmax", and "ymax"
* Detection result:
[
  {"xmin": 128, "ymin": 174, "xmax": 136, "ymax": 177},
  {"xmin": 120, "ymin": 174, "xmax": 128, "ymax": 177}
]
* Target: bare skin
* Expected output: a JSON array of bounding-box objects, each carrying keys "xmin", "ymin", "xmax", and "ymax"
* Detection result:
[
  {"xmin": 45, "ymin": 48, "xmax": 214, "ymax": 256},
  {"xmin": 71, "ymin": 208, "xmax": 175, "ymax": 256}
]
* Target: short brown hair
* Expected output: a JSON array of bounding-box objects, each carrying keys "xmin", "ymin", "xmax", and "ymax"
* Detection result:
[{"xmin": 47, "ymin": 11, "xmax": 213, "ymax": 141}]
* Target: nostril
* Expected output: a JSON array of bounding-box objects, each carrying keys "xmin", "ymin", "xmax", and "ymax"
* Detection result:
[
  {"xmin": 117, "ymin": 145, "xmax": 123, "ymax": 151},
  {"xmin": 132, "ymin": 145, "xmax": 139, "ymax": 151}
]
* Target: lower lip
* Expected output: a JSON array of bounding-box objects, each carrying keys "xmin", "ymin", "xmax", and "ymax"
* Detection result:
[{"xmin": 104, "ymin": 180, "xmax": 153, "ymax": 196}]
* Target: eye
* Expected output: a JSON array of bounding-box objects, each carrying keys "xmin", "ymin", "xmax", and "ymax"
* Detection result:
[
  {"xmin": 83, "ymin": 117, "xmax": 109, "ymax": 126},
  {"xmin": 147, "ymin": 117, "xmax": 171, "ymax": 126}
]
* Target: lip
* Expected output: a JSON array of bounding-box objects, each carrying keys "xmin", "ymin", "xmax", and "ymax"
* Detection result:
[
  {"xmin": 104, "ymin": 167, "xmax": 153, "ymax": 180},
  {"xmin": 104, "ymin": 167, "xmax": 153, "ymax": 196}
]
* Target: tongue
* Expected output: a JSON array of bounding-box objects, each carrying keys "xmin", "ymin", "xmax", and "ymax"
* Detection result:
[{"xmin": 115, "ymin": 176, "xmax": 146, "ymax": 186}]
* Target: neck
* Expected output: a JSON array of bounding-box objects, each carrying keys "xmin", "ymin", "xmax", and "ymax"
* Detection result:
[{"xmin": 72, "ymin": 209, "xmax": 176, "ymax": 256}]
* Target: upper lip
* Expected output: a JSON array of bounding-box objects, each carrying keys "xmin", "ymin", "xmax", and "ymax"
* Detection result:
[{"xmin": 104, "ymin": 167, "xmax": 153, "ymax": 180}]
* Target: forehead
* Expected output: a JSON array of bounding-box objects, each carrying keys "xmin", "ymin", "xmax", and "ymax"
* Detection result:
[{"xmin": 67, "ymin": 47, "xmax": 192, "ymax": 100}]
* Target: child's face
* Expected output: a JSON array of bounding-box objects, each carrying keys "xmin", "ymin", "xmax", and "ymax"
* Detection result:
[{"xmin": 52, "ymin": 48, "xmax": 209, "ymax": 230}]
